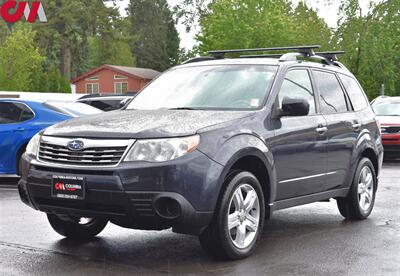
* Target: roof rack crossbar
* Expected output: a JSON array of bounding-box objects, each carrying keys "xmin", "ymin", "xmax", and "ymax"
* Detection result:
[
  {"xmin": 240, "ymin": 54, "xmax": 284, "ymax": 58},
  {"xmin": 240, "ymin": 51, "xmax": 346, "ymax": 61},
  {"xmin": 208, "ymin": 45, "xmax": 320, "ymax": 58}
]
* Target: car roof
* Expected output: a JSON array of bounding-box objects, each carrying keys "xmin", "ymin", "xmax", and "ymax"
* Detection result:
[
  {"xmin": 0, "ymin": 98, "xmax": 45, "ymax": 104},
  {"xmin": 78, "ymin": 96, "xmax": 133, "ymax": 101},
  {"xmin": 373, "ymin": 96, "xmax": 400, "ymax": 103},
  {"xmin": 175, "ymin": 58, "xmax": 353, "ymax": 77}
]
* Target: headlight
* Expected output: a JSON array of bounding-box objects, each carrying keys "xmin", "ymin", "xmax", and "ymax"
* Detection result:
[
  {"xmin": 26, "ymin": 133, "xmax": 41, "ymax": 157},
  {"xmin": 124, "ymin": 135, "xmax": 200, "ymax": 162}
]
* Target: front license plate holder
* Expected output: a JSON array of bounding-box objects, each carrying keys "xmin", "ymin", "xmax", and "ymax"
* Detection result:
[{"xmin": 51, "ymin": 175, "xmax": 85, "ymax": 200}]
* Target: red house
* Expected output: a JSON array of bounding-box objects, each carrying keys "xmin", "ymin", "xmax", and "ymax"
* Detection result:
[{"xmin": 72, "ymin": 65, "xmax": 160, "ymax": 94}]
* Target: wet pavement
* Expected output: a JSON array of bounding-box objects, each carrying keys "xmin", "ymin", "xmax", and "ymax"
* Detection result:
[{"xmin": 1, "ymin": 162, "xmax": 399, "ymax": 275}]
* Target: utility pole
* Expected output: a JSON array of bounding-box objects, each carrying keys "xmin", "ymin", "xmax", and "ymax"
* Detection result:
[{"xmin": 381, "ymin": 83, "xmax": 385, "ymax": 96}]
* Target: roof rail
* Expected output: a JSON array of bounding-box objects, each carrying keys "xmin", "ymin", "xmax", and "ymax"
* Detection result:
[
  {"xmin": 183, "ymin": 46, "xmax": 347, "ymax": 70},
  {"xmin": 316, "ymin": 51, "xmax": 346, "ymax": 62},
  {"xmin": 208, "ymin": 45, "xmax": 320, "ymax": 59},
  {"xmin": 240, "ymin": 50, "xmax": 346, "ymax": 69},
  {"xmin": 182, "ymin": 56, "xmax": 216, "ymax": 64}
]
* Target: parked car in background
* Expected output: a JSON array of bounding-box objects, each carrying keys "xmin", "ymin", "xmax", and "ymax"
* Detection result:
[
  {"xmin": 0, "ymin": 99, "xmax": 102, "ymax": 177},
  {"xmin": 77, "ymin": 93, "xmax": 138, "ymax": 111},
  {"xmin": 372, "ymin": 96, "xmax": 400, "ymax": 157}
]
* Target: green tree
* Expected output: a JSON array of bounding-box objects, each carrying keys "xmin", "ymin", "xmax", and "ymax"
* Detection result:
[
  {"xmin": 33, "ymin": 0, "xmax": 124, "ymax": 80},
  {"xmin": 127, "ymin": 0, "xmax": 180, "ymax": 71},
  {"xmin": 291, "ymin": 2, "xmax": 332, "ymax": 50},
  {"xmin": 336, "ymin": 0, "xmax": 400, "ymax": 99},
  {"xmin": 197, "ymin": 0, "xmax": 332, "ymax": 54},
  {"xmin": 0, "ymin": 25, "xmax": 45, "ymax": 91}
]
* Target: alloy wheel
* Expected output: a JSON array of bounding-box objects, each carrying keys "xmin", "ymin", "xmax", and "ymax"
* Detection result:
[
  {"xmin": 358, "ymin": 166, "xmax": 374, "ymax": 212},
  {"xmin": 227, "ymin": 184, "xmax": 260, "ymax": 249}
]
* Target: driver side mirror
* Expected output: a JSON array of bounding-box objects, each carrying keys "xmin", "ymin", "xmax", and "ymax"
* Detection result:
[{"xmin": 280, "ymin": 97, "xmax": 310, "ymax": 117}]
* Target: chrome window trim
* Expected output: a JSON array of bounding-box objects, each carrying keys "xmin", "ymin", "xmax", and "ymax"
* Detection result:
[
  {"xmin": 0, "ymin": 101, "xmax": 36, "ymax": 125},
  {"xmin": 37, "ymin": 136, "xmax": 136, "ymax": 168}
]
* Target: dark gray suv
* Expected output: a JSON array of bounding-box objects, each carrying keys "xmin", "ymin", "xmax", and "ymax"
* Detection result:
[{"xmin": 18, "ymin": 46, "xmax": 383, "ymax": 260}]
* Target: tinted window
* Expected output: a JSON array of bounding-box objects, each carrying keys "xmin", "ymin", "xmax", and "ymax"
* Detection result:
[
  {"xmin": 89, "ymin": 100, "xmax": 122, "ymax": 111},
  {"xmin": 278, "ymin": 69, "xmax": 316, "ymax": 115},
  {"xmin": 44, "ymin": 102, "xmax": 102, "ymax": 117},
  {"xmin": 314, "ymin": 71, "xmax": 349, "ymax": 114},
  {"xmin": 339, "ymin": 74, "xmax": 368, "ymax": 111},
  {"xmin": 0, "ymin": 102, "xmax": 34, "ymax": 124},
  {"xmin": 372, "ymin": 101, "xmax": 400, "ymax": 116}
]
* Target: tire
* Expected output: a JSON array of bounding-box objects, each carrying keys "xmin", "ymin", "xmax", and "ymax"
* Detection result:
[
  {"xmin": 17, "ymin": 154, "xmax": 23, "ymax": 177},
  {"xmin": 199, "ymin": 171, "xmax": 265, "ymax": 260},
  {"xmin": 337, "ymin": 157, "xmax": 377, "ymax": 220},
  {"xmin": 47, "ymin": 214, "xmax": 108, "ymax": 240}
]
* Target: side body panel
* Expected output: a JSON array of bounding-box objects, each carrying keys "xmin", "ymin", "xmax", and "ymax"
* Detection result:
[{"xmin": 0, "ymin": 101, "xmax": 70, "ymax": 174}]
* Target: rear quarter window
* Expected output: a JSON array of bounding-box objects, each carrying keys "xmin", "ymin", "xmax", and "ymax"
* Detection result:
[
  {"xmin": 0, "ymin": 102, "xmax": 34, "ymax": 124},
  {"xmin": 339, "ymin": 74, "xmax": 368, "ymax": 111}
]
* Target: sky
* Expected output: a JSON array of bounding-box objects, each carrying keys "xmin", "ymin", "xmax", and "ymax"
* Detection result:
[{"xmin": 116, "ymin": 0, "xmax": 380, "ymax": 49}]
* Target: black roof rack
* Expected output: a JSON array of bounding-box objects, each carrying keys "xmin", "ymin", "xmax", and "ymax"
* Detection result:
[
  {"xmin": 182, "ymin": 56, "xmax": 216, "ymax": 64},
  {"xmin": 315, "ymin": 51, "xmax": 346, "ymax": 62},
  {"xmin": 240, "ymin": 51, "xmax": 346, "ymax": 63},
  {"xmin": 208, "ymin": 45, "xmax": 320, "ymax": 59},
  {"xmin": 182, "ymin": 46, "xmax": 347, "ymax": 70}
]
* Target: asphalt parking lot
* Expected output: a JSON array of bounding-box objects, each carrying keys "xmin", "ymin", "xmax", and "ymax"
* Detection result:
[{"xmin": 1, "ymin": 161, "xmax": 399, "ymax": 276}]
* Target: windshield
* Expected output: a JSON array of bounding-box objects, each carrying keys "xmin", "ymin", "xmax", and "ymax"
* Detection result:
[
  {"xmin": 372, "ymin": 101, "xmax": 400, "ymax": 116},
  {"xmin": 127, "ymin": 65, "xmax": 277, "ymax": 110},
  {"xmin": 44, "ymin": 102, "xmax": 102, "ymax": 117}
]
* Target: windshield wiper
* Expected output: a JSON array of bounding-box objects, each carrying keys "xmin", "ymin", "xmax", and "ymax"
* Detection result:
[{"xmin": 168, "ymin": 107, "xmax": 199, "ymax": 110}]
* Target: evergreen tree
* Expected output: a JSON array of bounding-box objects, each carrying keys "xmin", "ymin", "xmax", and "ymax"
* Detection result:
[{"xmin": 127, "ymin": 0, "xmax": 180, "ymax": 71}]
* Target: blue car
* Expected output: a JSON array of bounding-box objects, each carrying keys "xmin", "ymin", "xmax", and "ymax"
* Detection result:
[{"xmin": 0, "ymin": 99, "xmax": 102, "ymax": 177}]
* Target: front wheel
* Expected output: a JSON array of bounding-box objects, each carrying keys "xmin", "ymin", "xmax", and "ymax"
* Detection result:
[
  {"xmin": 337, "ymin": 157, "xmax": 377, "ymax": 220},
  {"xmin": 47, "ymin": 214, "xmax": 108, "ymax": 240},
  {"xmin": 199, "ymin": 171, "xmax": 265, "ymax": 260}
]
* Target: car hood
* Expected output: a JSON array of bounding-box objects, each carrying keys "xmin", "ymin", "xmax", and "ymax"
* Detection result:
[
  {"xmin": 44, "ymin": 109, "xmax": 254, "ymax": 139},
  {"xmin": 376, "ymin": 116, "xmax": 400, "ymax": 126}
]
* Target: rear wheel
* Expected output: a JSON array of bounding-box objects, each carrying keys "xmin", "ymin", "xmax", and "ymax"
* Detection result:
[
  {"xmin": 199, "ymin": 171, "xmax": 265, "ymax": 260},
  {"xmin": 337, "ymin": 158, "xmax": 377, "ymax": 220},
  {"xmin": 47, "ymin": 214, "xmax": 108, "ymax": 240}
]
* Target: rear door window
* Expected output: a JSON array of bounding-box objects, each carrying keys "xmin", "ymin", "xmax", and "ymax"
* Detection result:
[
  {"xmin": 339, "ymin": 74, "xmax": 368, "ymax": 111},
  {"xmin": 0, "ymin": 102, "xmax": 34, "ymax": 124},
  {"xmin": 313, "ymin": 70, "xmax": 349, "ymax": 114}
]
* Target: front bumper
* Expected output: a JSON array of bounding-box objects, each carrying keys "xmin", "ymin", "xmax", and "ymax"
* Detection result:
[
  {"xmin": 19, "ymin": 150, "xmax": 224, "ymax": 235},
  {"xmin": 382, "ymin": 134, "xmax": 400, "ymax": 153}
]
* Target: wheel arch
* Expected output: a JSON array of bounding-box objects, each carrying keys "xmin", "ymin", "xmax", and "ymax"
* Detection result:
[
  {"xmin": 354, "ymin": 131, "xmax": 382, "ymax": 177},
  {"xmin": 214, "ymin": 147, "xmax": 276, "ymax": 218},
  {"xmin": 15, "ymin": 142, "xmax": 28, "ymax": 173}
]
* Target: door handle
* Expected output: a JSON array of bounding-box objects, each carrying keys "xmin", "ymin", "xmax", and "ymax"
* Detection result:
[
  {"xmin": 13, "ymin": 127, "xmax": 25, "ymax": 132},
  {"xmin": 316, "ymin": 126, "xmax": 328, "ymax": 135}
]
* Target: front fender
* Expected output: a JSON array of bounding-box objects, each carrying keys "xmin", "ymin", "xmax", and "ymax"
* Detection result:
[{"xmin": 198, "ymin": 133, "xmax": 277, "ymax": 205}]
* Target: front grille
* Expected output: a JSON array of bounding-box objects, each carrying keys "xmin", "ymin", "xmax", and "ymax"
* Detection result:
[
  {"xmin": 38, "ymin": 136, "xmax": 134, "ymax": 167},
  {"xmin": 382, "ymin": 126, "xmax": 400, "ymax": 134},
  {"xmin": 130, "ymin": 193, "xmax": 156, "ymax": 217}
]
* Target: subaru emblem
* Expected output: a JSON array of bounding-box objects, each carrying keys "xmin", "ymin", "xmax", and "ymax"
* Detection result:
[{"xmin": 67, "ymin": 140, "xmax": 84, "ymax": 151}]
